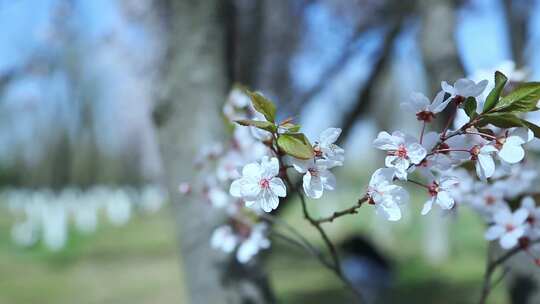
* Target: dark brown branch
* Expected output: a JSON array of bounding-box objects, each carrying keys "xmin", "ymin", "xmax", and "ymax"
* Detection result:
[{"xmin": 315, "ymin": 195, "xmax": 369, "ymax": 224}]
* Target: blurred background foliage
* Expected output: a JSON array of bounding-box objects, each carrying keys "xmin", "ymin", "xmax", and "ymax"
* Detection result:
[{"xmin": 1, "ymin": 0, "xmax": 540, "ymax": 303}]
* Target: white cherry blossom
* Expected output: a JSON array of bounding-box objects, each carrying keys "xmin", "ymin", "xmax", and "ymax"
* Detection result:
[
  {"xmin": 291, "ymin": 158, "xmax": 336, "ymax": 199},
  {"xmin": 421, "ymin": 176, "xmax": 459, "ymax": 215},
  {"xmin": 470, "ymin": 144, "xmax": 498, "ymax": 180},
  {"xmin": 441, "ymin": 78, "xmax": 488, "ymax": 100},
  {"xmin": 367, "ymin": 168, "xmax": 409, "ymax": 221},
  {"xmin": 520, "ymin": 196, "xmax": 540, "ymax": 236},
  {"xmin": 401, "ymin": 91, "xmax": 450, "ymax": 122},
  {"xmin": 229, "ymin": 157, "xmax": 286, "ymax": 212},
  {"xmin": 236, "ymin": 223, "xmax": 271, "ymax": 263},
  {"xmin": 211, "ymin": 225, "xmax": 239, "ymax": 254},
  {"xmin": 485, "ymin": 207, "xmax": 529, "ymax": 249},
  {"xmin": 313, "ymin": 128, "xmax": 345, "ymax": 166},
  {"xmin": 373, "ymin": 131, "xmax": 427, "ymax": 180},
  {"xmin": 495, "ymin": 128, "xmax": 533, "ymax": 164}
]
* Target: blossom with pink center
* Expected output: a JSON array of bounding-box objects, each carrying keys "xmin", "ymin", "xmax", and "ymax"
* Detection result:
[
  {"xmin": 421, "ymin": 175, "xmax": 459, "ymax": 215},
  {"xmin": 367, "ymin": 168, "xmax": 409, "ymax": 221},
  {"xmin": 485, "ymin": 207, "xmax": 529, "ymax": 249},
  {"xmin": 229, "ymin": 157, "xmax": 286, "ymax": 212},
  {"xmin": 291, "ymin": 158, "xmax": 336, "ymax": 199},
  {"xmin": 373, "ymin": 131, "xmax": 427, "ymax": 180},
  {"xmin": 441, "ymin": 78, "xmax": 488, "ymax": 102},
  {"xmin": 401, "ymin": 91, "xmax": 450, "ymax": 122}
]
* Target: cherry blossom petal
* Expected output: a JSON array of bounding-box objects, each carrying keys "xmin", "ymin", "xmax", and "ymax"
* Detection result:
[
  {"xmin": 498, "ymin": 143, "xmax": 525, "ymax": 164},
  {"xmin": 269, "ymin": 178, "xmax": 287, "ymax": 197},
  {"xmin": 258, "ymin": 191, "xmax": 279, "ymax": 212},
  {"xmin": 303, "ymin": 172, "xmax": 324, "ymax": 199},
  {"xmin": 512, "ymin": 208, "xmax": 529, "ymax": 225},
  {"xmin": 321, "ymin": 170, "xmax": 336, "ymax": 190},
  {"xmin": 319, "ymin": 128, "xmax": 342, "ymax": 146},
  {"xmin": 377, "ymin": 203, "xmax": 402, "ymax": 221},
  {"xmin": 373, "ymin": 131, "xmax": 399, "ymax": 150},
  {"xmin": 242, "ymin": 163, "xmax": 262, "ymax": 179},
  {"xmin": 485, "ymin": 225, "xmax": 505, "ymax": 240},
  {"xmin": 436, "ymin": 191, "xmax": 455, "ymax": 210},
  {"xmin": 421, "ymin": 199, "xmax": 434, "ymax": 215},
  {"xmin": 430, "ymin": 91, "xmax": 451, "ymax": 113},
  {"xmin": 441, "ymin": 81, "xmax": 456, "ymax": 95},
  {"xmin": 477, "ymin": 153, "xmax": 495, "ymax": 179},
  {"xmin": 407, "ymin": 143, "xmax": 427, "ymax": 164}
]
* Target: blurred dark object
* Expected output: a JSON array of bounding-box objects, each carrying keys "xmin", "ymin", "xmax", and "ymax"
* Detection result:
[{"xmin": 340, "ymin": 236, "xmax": 394, "ymax": 304}]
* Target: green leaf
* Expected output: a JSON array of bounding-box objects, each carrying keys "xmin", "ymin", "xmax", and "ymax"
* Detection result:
[
  {"xmin": 482, "ymin": 71, "xmax": 508, "ymax": 112},
  {"xmin": 477, "ymin": 113, "xmax": 525, "ymax": 128},
  {"xmin": 463, "ymin": 97, "xmax": 477, "ymax": 118},
  {"xmin": 279, "ymin": 122, "xmax": 301, "ymax": 133},
  {"xmin": 248, "ymin": 91, "xmax": 277, "ymax": 122},
  {"xmin": 521, "ymin": 119, "xmax": 540, "ymax": 139},
  {"xmin": 277, "ymin": 133, "xmax": 314, "ymax": 159},
  {"xmin": 493, "ymin": 82, "xmax": 540, "ymax": 113},
  {"xmin": 235, "ymin": 119, "xmax": 277, "ymax": 133}
]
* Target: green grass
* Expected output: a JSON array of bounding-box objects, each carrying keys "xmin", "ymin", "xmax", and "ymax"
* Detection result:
[{"xmin": 0, "ymin": 186, "xmax": 508, "ymax": 304}]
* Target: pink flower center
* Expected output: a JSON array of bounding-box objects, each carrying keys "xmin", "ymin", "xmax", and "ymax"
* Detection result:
[
  {"xmin": 313, "ymin": 145, "xmax": 323, "ymax": 157},
  {"xmin": 259, "ymin": 178, "xmax": 270, "ymax": 189},
  {"xmin": 470, "ymin": 145, "xmax": 481, "ymax": 160},
  {"xmin": 428, "ymin": 182, "xmax": 439, "ymax": 197},
  {"xmin": 308, "ymin": 168, "xmax": 319, "ymax": 177},
  {"xmin": 485, "ymin": 195, "xmax": 496, "ymax": 206},
  {"xmin": 392, "ymin": 144, "xmax": 408, "ymax": 159},
  {"xmin": 453, "ymin": 95, "xmax": 465, "ymax": 106},
  {"xmin": 416, "ymin": 111, "xmax": 435, "ymax": 122},
  {"xmin": 505, "ymin": 224, "xmax": 515, "ymax": 232}
]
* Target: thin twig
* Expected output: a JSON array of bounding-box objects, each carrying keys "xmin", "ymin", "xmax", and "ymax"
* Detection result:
[
  {"xmin": 478, "ymin": 238, "xmax": 540, "ymax": 304},
  {"xmin": 315, "ymin": 196, "xmax": 369, "ymax": 224}
]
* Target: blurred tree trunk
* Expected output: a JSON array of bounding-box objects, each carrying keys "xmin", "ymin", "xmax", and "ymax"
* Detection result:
[
  {"xmin": 154, "ymin": 1, "xmax": 274, "ymax": 303},
  {"xmin": 419, "ymin": 0, "xmax": 464, "ymax": 95}
]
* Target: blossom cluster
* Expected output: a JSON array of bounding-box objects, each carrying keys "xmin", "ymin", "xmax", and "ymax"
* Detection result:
[
  {"xmin": 196, "ymin": 87, "xmax": 345, "ymax": 263},
  {"xmin": 368, "ymin": 71, "xmax": 540, "ymax": 257}
]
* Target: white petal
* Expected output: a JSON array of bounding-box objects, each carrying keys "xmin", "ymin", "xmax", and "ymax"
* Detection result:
[
  {"xmin": 498, "ymin": 143, "xmax": 525, "ymax": 164},
  {"xmin": 321, "ymin": 170, "xmax": 336, "ymax": 191},
  {"xmin": 494, "ymin": 209, "xmax": 512, "ymax": 225},
  {"xmin": 430, "ymin": 91, "xmax": 451, "ymax": 113},
  {"xmin": 373, "ymin": 131, "xmax": 399, "ymax": 150},
  {"xmin": 319, "ymin": 128, "xmax": 342, "ymax": 145},
  {"xmin": 407, "ymin": 143, "xmax": 427, "ymax": 164},
  {"xmin": 485, "ymin": 225, "xmax": 505, "ymax": 240},
  {"xmin": 377, "ymin": 203, "xmax": 402, "ymax": 221},
  {"xmin": 513, "ymin": 208, "xmax": 529, "ymax": 225},
  {"xmin": 441, "ymin": 81, "xmax": 455, "ymax": 95},
  {"xmin": 303, "ymin": 172, "xmax": 323, "ymax": 199},
  {"xmin": 291, "ymin": 158, "xmax": 311, "ymax": 173},
  {"xmin": 436, "ymin": 191, "xmax": 455, "ymax": 210},
  {"xmin": 477, "ymin": 153, "xmax": 495, "ymax": 179},
  {"xmin": 421, "ymin": 199, "xmax": 433, "ymax": 215},
  {"xmin": 258, "ymin": 191, "xmax": 279, "ymax": 212},
  {"xmin": 262, "ymin": 157, "xmax": 280, "ymax": 178},
  {"xmin": 521, "ymin": 196, "xmax": 536, "ymax": 209},
  {"xmin": 369, "ymin": 168, "xmax": 395, "ymax": 186},
  {"xmin": 240, "ymin": 180, "xmax": 261, "ymax": 201},
  {"xmin": 385, "ymin": 185, "xmax": 409, "ymax": 205},
  {"xmin": 269, "ymin": 178, "xmax": 287, "ymax": 197},
  {"xmin": 229, "ymin": 179, "xmax": 243, "ymax": 197},
  {"xmin": 500, "ymin": 232, "xmax": 519, "ymax": 249},
  {"xmin": 242, "ymin": 163, "xmax": 262, "ymax": 179}
]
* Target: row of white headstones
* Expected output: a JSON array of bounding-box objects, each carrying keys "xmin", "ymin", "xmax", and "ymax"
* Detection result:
[{"xmin": 3, "ymin": 185, "xmax": 168, "ymax": 251}]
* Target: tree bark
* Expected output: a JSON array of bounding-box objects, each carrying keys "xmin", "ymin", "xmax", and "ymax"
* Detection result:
[{"xmin": 155, "ymin": 1, "xmax": 273, "ymax": 303}]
